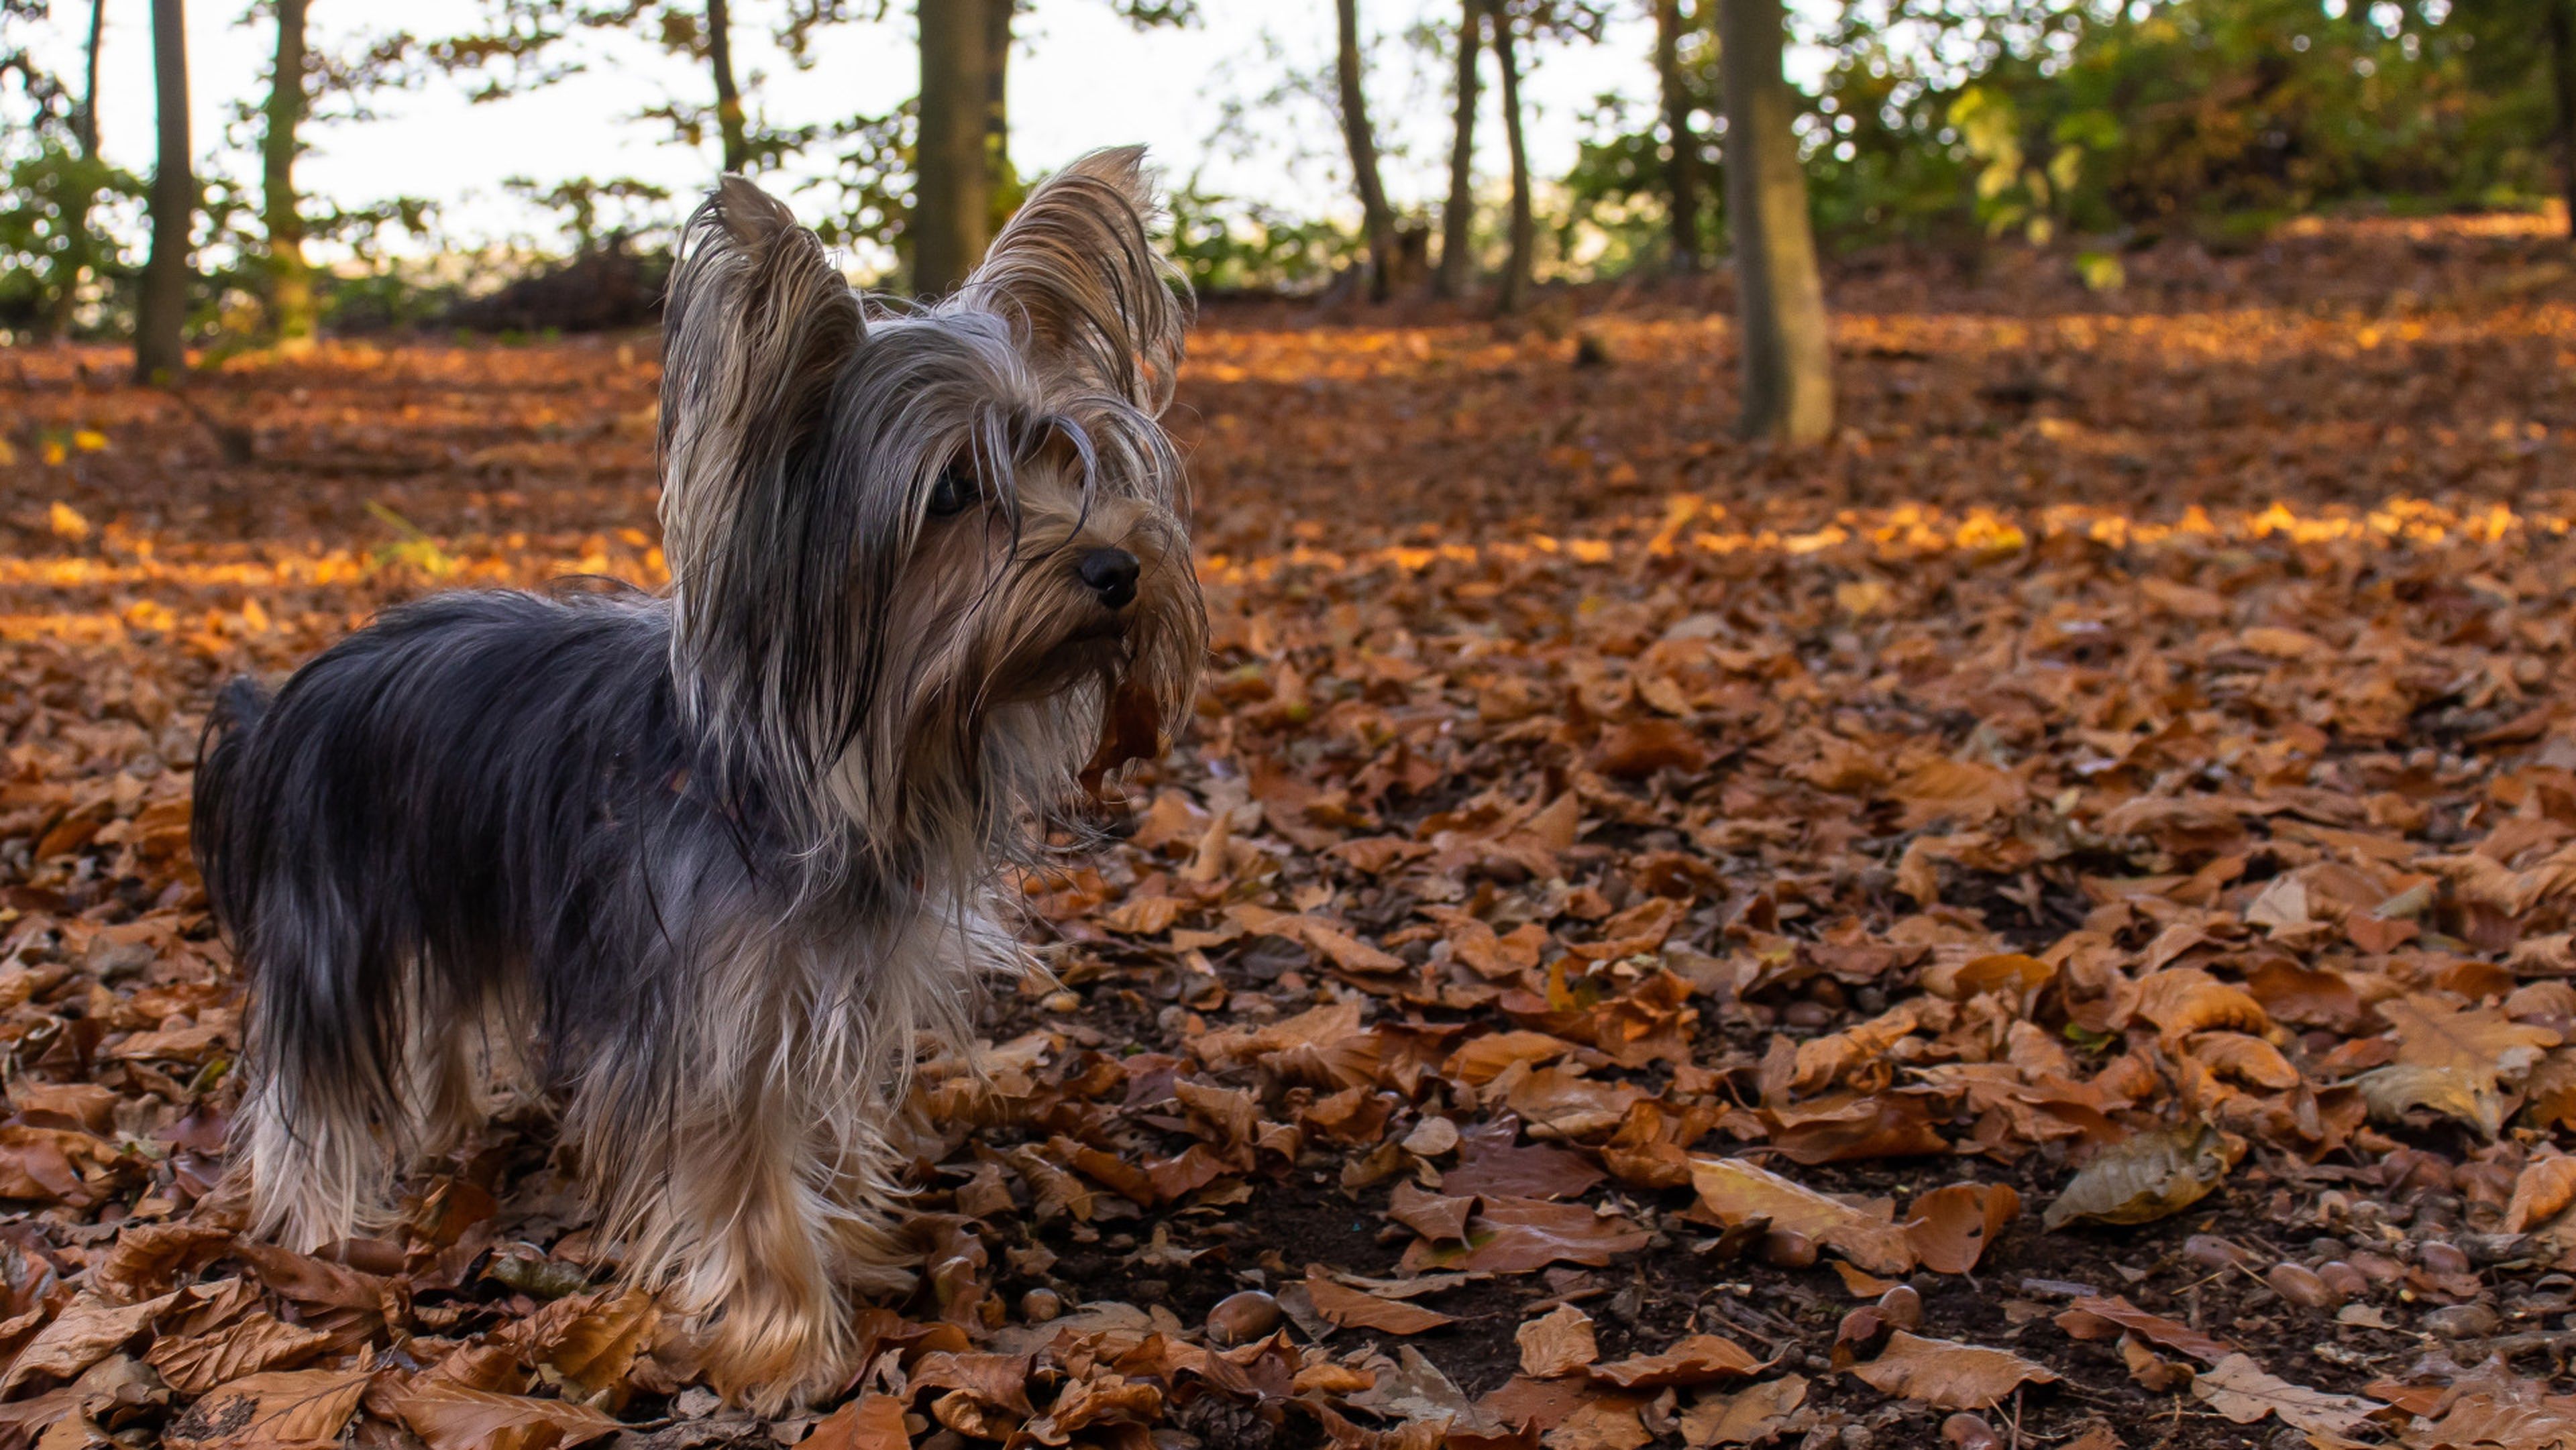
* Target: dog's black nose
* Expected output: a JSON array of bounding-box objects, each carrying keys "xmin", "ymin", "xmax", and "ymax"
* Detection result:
[{"xmin": 1079, "ymin": 548, "xmax": 1140, "ymax": 609}]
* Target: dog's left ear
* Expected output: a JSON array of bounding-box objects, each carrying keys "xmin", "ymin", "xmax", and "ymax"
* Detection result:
[{"xmin": 957, "ymin": 146, "xmax": 1191, "ymax": 417}]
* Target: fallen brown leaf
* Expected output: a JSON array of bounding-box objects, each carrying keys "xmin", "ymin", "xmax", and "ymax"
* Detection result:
[{"xmin": 1846, "ymin": 1331, "xmax": 2059, "ymax": 1410}]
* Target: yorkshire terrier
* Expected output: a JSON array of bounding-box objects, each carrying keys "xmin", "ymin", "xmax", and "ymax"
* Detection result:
[{"xmin": 192, "ymin": 148, "xmax": 1203, "ymax": 1405}]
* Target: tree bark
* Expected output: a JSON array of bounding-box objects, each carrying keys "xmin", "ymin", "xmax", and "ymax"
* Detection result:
[
  {"xmin": 265, "ymin": 0, "xmax": 315, "ymax": 349},
  {"xmin": 985, "ymin": 0, "xmax": 1012, "ymax": 193},
  {"xmin": 1493, "ymin": 3, "xmax": 1534, "ymax": 315},
  {"xmin": 1435, "ymin": 0, "xmax": 1482, "ymax": 299},
  {"xmin": 914, "ymin": 0, "xmax": 992, "ymax": 294},
  {"xmin": 2549, "ymin": 0, "xmax": 2576, "ymax": 238},
  {"xmin": 1334, "ymin": 0, "xmax": 1398, "ymax": 301},
  {"xmin": 135, "ymin": 0, "xmax": 193, "ymax": 383},
  {"xmin": 76, "ymin": 0, "xmax": 103, "ymax": 155},
  {"xmin": 708, "ymin": 0, "xmax": 748, "ymax": 171},
  {"xmin": 1656, "ymin": 0, "xmax": 1701, "ymax": 273},
  {"xmin": 1719, "ymin": 0, "xmax": 1831, "ymax": 443}
]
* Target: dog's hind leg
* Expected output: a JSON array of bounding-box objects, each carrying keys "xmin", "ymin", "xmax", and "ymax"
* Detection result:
[
  {"xmin": 233, "ymin": 903, "xmax": 407, "ymax": 1252},
  {"xmin": 396, "ymin": 981, "xmax": 505, "ymax": 1168}
]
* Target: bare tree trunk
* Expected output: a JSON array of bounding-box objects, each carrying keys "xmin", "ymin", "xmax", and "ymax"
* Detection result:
[
  {"xmin": 1719, "ymin": 0, "xmax": 1831, "ymax": 443},
  {"xmin": 76, "ymin": 0, "xmax": 101, "ymax": 154},
  {"xmin": 1656, "ymin": 0, "xmax": 1701, "ymax": 273},
  {"xmin": 2550, "ymin": 0, "xmax": 2576, "ymax": 238},
  {"xmin": 265, "ymin": 0, "xmax": 315, "ymax": 349},
  {"xmin": 915, "ymin": 0, "xmax": 992, "ymax": 294},
  {"xmin": 1493, "ymin": 3, "xmax": 1534, "ymax": 315},
  {"xmin": 135, "ymin": 0, "xmax": 192, "ymax": 383},
  {"xmin": 1334, "ymin": 0, "xmax": 1398, "ymax": 301},
  {"xmin": 46, "ymin": 0, "xmax": 106, "ymax": 339},
  {"xmin": 985, "ymin": 0, "xmax": 1012, "ymax": 193},
  {"xmin": 708, "ymin": 0, "xmax": 748, "ymax": 170},
  {"xmin": 1435, "ymin": 0, "xmax": 1482, "ymax": 299}
]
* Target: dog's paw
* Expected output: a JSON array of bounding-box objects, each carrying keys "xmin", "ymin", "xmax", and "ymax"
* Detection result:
[{"xmin": 694, "ymin": 1291, "xmax": 855, "ymax": 1413}]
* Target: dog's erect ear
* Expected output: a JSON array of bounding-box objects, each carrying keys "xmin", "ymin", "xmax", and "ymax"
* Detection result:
[
  {"xmin": 957, "ymin": 146, "xmax": 1191, "ymax": 417},
  {"xmin": 657, "ymin": 176, "xmax": 867, "ymax": 768},
  {"xmin": 657, "ymin": 174, "xmax": 863, "ymax": 597}
]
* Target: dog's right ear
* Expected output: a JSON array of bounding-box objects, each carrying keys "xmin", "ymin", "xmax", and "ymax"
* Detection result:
[
  {"xmin": 957, "ymin": 146, "xmax": 1189, "ymax": 418},
  {"xmin": 657, "ymin": 175, "xmax": 863, "ymax": 603}
]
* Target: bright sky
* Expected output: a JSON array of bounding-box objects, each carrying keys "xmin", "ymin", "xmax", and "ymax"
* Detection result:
[{"xmin": 45, "ymin": 0, "xmax": 1717, "ymax": 263}]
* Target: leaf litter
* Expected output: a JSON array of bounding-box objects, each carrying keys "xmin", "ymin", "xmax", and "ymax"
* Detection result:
[{"xmin": 7, "ymin": 217, "xmax": 2576, "ymax": 1445}]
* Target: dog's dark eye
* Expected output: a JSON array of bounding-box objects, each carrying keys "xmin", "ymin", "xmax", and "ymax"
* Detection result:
[{"xmin": 926, "ymin": 463, "xmax": 978, "ymax": 518}]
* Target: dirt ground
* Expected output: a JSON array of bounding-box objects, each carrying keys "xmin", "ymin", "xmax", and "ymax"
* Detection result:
[{"xmin": 7, "ymin": 212, "xmax": 2576, "ymax": 1447}]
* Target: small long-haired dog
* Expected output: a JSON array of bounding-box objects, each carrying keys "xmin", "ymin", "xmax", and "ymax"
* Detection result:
[{"xmin": 192, "ymin": 148, "xmax": 1203, "ymax": 1404}]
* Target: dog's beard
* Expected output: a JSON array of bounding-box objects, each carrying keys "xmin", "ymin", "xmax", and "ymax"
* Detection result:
[{"xmin": 837, "ymin": 487, "xmax": 1199, "ymax": 871}]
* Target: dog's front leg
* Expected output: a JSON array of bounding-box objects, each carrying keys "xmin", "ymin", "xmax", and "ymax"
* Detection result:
[
  {"xmin": 577, "ymin": 1008, "xmax": 853, "ymax": 1412},
  {"xmin": 670, "ymin": 1092, "xmax": 851, "ymax": 1409}
]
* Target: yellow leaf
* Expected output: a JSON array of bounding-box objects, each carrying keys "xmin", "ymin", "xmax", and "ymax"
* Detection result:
[{"xmin": 48, "ymin": 500, "xmax": 87, "ymax": 540}]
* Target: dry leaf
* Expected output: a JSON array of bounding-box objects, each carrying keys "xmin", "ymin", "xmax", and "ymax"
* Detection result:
[
  {"xmin": 2053, "ymin": 1295, "xmax": 2232, "ymax": 1363},
  {"xmin": 1401, "ymin": 1195, "xmax": 1650, "ymax": 1274},
  {"xmin": 1516, "ymin": 1304, "xmax": 1599, "ymax": 1378},
  {"xmin": 2188, "ymin": 1353, "xmax": 2382, "ymax": 1437},
  {"xmin": 1305, "ymin": 1277, "xmax": 1456, "ymax": 1335},
  {"xmin": 804, "ymin": 1393, "xmax": 914, "ymax": 1450},
  {"xmin": 1589, "ymin": 1334, "xmax": 1762, "ymax": 1389},
  {"xmin": 389, "ymin": 1380, "xmax": 621, "ymax": 1450},
  {"xmin": 161, "ymin": 1367, "xmax": 370, "ymax": 1450},
  {"xmin": 1846, "ymin": 1331, "xmax": 2059, "ymax": 1410},
  {"xmin": 2509, "ymin": 1153, "xmax": 2576, "ymax": 1233},
  {"xmin": 146, "ymin": 1313, "xmax": 331, "ymax": 1396},
  {"xmin": 1688, "ymin": 1156, "xmax": 1915, "ymax": 1276},
  {"xmin": 2042, "ymin": 1124, "xmax": 2238, "ymax": 1230},
  {"xmin": 1680, "ymin": 1374, "xmax": 1808, "ymax": 1447},
  {"xmin": 0, "ymin": 1288, "xmax": 186, "ymax": 1394},
  {"xmin": 1903, "ymin": 1183, "xmax": 2021, "ymax": 1274}
]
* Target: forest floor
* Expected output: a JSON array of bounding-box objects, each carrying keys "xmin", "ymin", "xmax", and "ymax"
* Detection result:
[{"xmin": 9, "ymin": 211, "xmax": 2576, "ymax": 1449}]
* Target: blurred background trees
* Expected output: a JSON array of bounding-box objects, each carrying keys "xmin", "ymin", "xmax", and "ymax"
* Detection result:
[{"xmin": 2, "ymin": 0, "xmax": 2573, "ymax": 368}]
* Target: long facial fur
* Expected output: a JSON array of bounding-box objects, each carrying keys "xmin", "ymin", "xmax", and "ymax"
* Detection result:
[
  {"xmin": 194, "ymin": 148, "xmax": 1203, "ymax": 1408},
  {"xmin": 659, "ymin": 148, "xmax": 1201, "ymax": 886}
]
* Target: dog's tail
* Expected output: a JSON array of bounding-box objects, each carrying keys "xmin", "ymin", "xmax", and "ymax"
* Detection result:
[{"xmin": 191, "ymin": 674, "xmax": 270, "ymax": 938}]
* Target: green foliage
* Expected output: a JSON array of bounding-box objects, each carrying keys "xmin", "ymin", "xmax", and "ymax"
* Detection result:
[
  {"xmin": 502, "ymin": 175, "xmax": 674, "ymax": 252},
  {"xmin": 0, "ymin": 140, "xmax": 140, "ymax": 336},
  {"xmin": 1804, "ymin": 0, "xmax": 2555, "ymax": 249},
  {"xmin": 1166, "ymin": 181, "xmax": 1362, "ymax": 293},
  {"xmin": 809, "ymin": 99, "xmax": 914, "ymax": 261}
]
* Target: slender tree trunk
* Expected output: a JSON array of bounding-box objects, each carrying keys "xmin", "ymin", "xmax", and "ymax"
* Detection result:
[
  {"xmin": 1656, "ymin": 0, "xmax": 1701, "ymax": 273},
  {"xmin": 1719, "ymin": 0, "xmax": 1831, "ymax": 443},
  {"xmin": 985, "ymin": 0, "xmax": 1012, "ymax": 195},
  {"xmin": 264, "ymin": 0, "xmax": 315, "ymax": 349},
  {"xmin": 135, "ymin": 0, "xmax": 193, "ymax": 383},
  {"xmin": 1435, "ymin": 0, "xmax": 1482, "ymax": 299},
  {"xmin": 2550, "ymin": 0, "xmax": 2576, "ymax": 238},
  {"xmin": 76, "ymin": 0, "xmax": 102, "ymax": 154},
  {"xmin": 1334, "ymin": 0, "xmax": 1398, "ymax": 301},
  {"xmin": 46, "ymin": 0, "xmax": 106, "ymax": 339},
  {"xmin": 1493, "ymin": 3, "xmax": 1534, "ymax": 315},
  {"xmin": 915, "ymin": 0, "xmax": 991, "ymax": 294},
  {"xmin": 708, "ymin": 0, "xmax": 748, "ymax": 171}
]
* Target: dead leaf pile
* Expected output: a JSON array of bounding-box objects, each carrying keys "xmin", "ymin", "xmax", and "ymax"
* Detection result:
[{"xmin": 7, "ymin": 215, "xmax": 2576, "ymax": 1444}]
